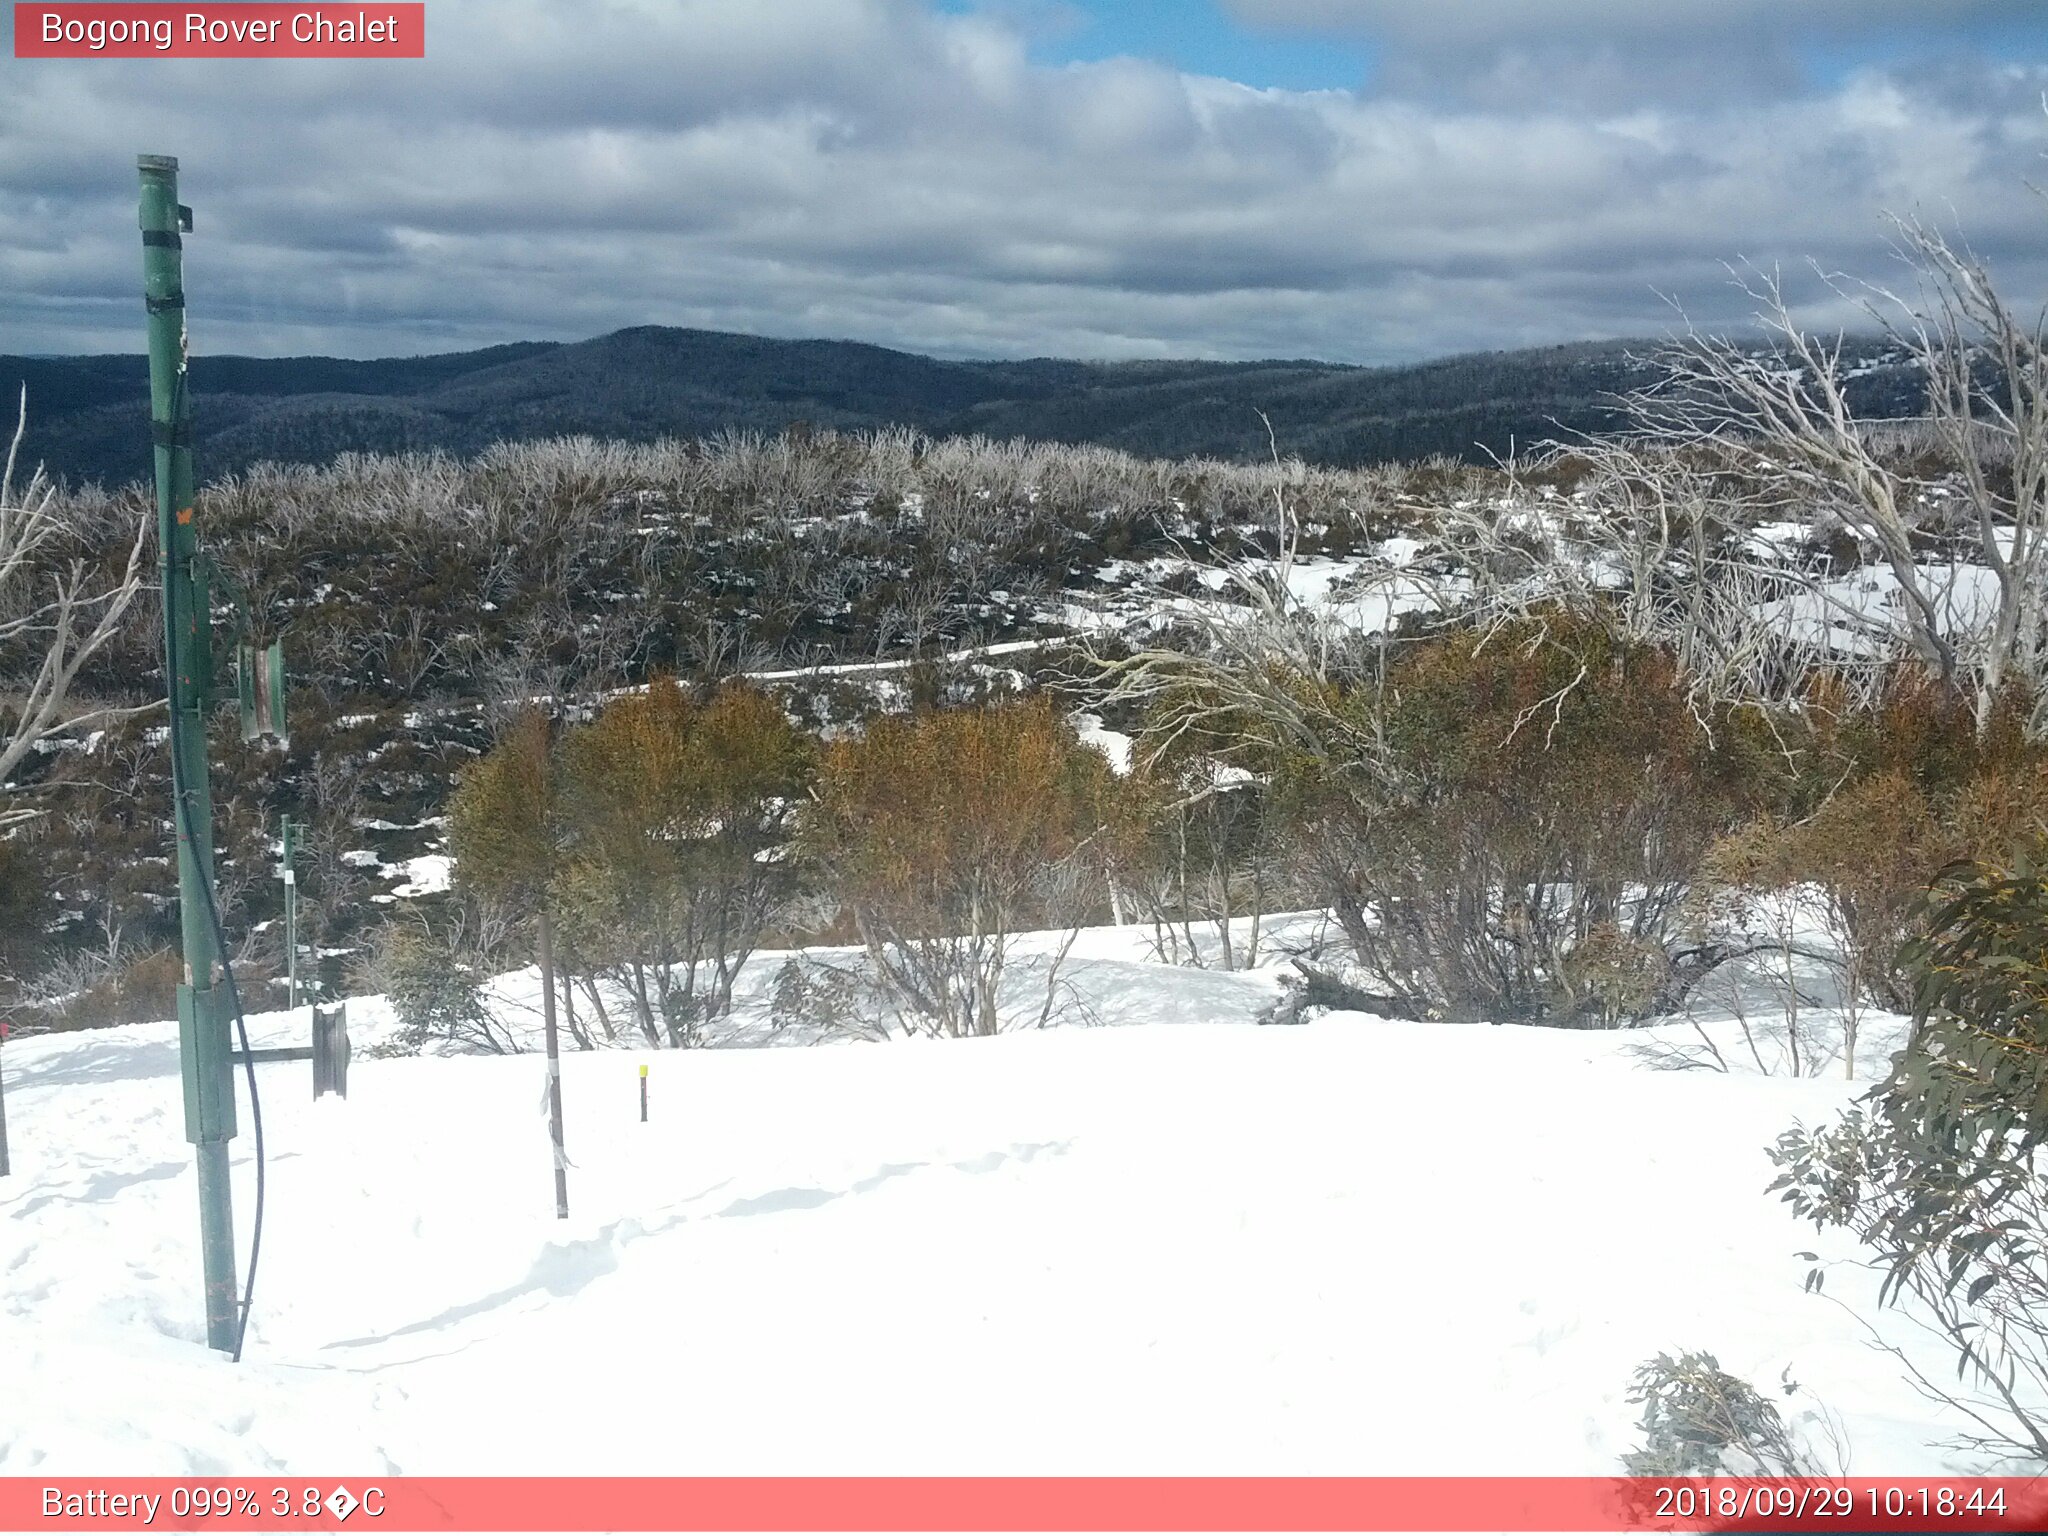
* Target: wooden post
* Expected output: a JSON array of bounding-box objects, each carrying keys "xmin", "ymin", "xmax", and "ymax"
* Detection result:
[
  {"xmin": 537, "ymin": 908, "xmax": 569, "ymax": 1219},
  {"xmin": 639, "ymin": 1063, "xmax": 648, "ymax": 1123},
  {"xmin": 0, "ymin": 1019, "xmax": 12, "ymax": 1178}
]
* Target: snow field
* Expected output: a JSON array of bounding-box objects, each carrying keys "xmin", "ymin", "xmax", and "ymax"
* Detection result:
[{"xmin": 0, "ymin": 925, "xmax": 1986, "ymax": 1479}]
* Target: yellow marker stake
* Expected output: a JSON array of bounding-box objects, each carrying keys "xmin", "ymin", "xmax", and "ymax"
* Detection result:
[{"xmin": 638, "ymin": 1063, "xmax": 649, "ymax": 1123}]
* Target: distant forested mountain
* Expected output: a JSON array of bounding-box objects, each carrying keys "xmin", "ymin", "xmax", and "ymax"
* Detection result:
[{"xmin": 1, "ymin": 325, "xmax": 1921, "ymax": 489}]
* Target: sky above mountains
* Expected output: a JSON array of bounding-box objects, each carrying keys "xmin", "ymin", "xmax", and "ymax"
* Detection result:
[{"xmin": 2, "ymin": 0, "xmax": 2044, "ymax": 364}]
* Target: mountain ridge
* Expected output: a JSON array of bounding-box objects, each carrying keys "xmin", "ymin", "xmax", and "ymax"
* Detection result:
[{"xmin": 2, "ymin": 325, "xmax": 1913, "ymax": 489}]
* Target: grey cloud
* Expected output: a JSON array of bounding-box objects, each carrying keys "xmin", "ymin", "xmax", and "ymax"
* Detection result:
[
  {"xmin": 1224, "ymin": 0, "xmax": 2044, "ymax": 110},
  {"xmin": 0, "ymin": 1, "xmax": 2043, "ymax": 367}
]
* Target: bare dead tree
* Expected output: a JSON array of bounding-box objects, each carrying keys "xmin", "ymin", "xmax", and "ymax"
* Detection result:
[
  {"xmin": 881, "ymin": 569, "xmax": 956, "ymax": 659},
  {"xmin": 375, "ymin": 603, "xmax": 449, "ymax": 698},
  {"xmin": 1082, "ymin": 413, "xmax": 1464, "ymax": 793},
  {"xmin": 1624, "ymin": 232, "xmax": 2048, "ymax": 735},
  {"xmin": 1869, "ymin": 213, "xmax": 2048, "ymax": 733},
  {"xmin": 1427, "ymin": 439, "xmax": 1848, "ymax": 738},
  {"xmin": 0, "ymin": 391, "xmax": 150, "ymax": 823}
]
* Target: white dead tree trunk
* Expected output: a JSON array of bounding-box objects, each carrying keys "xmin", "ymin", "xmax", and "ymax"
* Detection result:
[
  {"xmin": 0, "ymin": 390, "xmax": 150, "ymax": 827},
  {"xmin": 1621, "ymin": 230, "xmax": 2048, "ymax": 735},
  {"xmin": 1874, "ymin": 216, "xmax": 2048, "ymax": 734},
  {"xmin": 1085, "ymin": 428, "xmax": 1383, "ymax": 779},
  {"xmin": 1428, "ymin": 443, "xmax": 1832, "ymax": 736}
]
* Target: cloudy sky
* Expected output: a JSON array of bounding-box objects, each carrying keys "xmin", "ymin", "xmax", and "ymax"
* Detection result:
[{"xmin": 1, "ymin": 0, "xmax": 2044, "ymax": 363}]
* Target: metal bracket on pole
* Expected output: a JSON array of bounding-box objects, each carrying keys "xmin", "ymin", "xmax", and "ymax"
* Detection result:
[
  {"xmin": 313, "ymin": 1005, "xmax": 350, "ymax": 1100},
  {"xmin": 208, "ymin": 553, "xmax": 289, "ymax": 747},
  {"xmin": 228, "ymin": 1005, "xmax": 347, "ymax": 1100},
  {"xmin": 238, "ymin": 638, "xmax": 288, "ymax": 744}
]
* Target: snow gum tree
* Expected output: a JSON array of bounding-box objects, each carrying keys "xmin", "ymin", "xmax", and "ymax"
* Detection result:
[
  {"xmin": 809, "ymin": 697, "xmax": 1114, "ymax": 1038},
  {"xmin": 1770, "ymin": 853, "xmax": 2048, "ymax": 1464},
  {"xmin": 553, "ymin": 678, "xmax": 810, "ymax": 1047},
  {"xmin": 1612, "ymin": 213, "xmax": 2048, "ymax": 737},
  {"xmin": 1108, "ymin": 713, "xmax": 1280, "ymax": 971},
  {"xmin": 1263, "ymin": 610, "xmax": 1776, "ymax": 1024},
  {"xmin": 446, "ymin": 708, "xmax": 566, "ymax": 1046}
]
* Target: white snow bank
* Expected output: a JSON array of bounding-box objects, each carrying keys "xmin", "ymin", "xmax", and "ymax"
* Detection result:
[
  {"xmin": 1071, "ymin": 712, "xmax": 1134, "ymax": 775},
  {"xmin": 390, "ymin": 854, "xmax": 453, "ymax": 899},
  {"xmin": 0, "ymin": 920, "xmax": 2015, "ymax": 1478}
]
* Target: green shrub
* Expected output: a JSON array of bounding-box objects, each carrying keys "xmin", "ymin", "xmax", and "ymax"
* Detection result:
[
  {"xmin": 1888, "ymin": 855, "xmax": 2048, "ymax": 1157},
  {"xmin": 380, "ymin": 922, "xmax": 510, "ymax": 1056},
  {"xmin": 1622, "ymin": 1350, "xmax": 1820, "ymax": 1478},
  {"xmin": 1278, "ymin": 611, "xmax": 1766, "ymax": 1024},
  {"xmin": 1767, "ymin": 854, "xmax": 2048, "ymax": 1465}
]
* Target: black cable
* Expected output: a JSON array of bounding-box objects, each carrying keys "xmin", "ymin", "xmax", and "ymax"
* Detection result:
[{"xmin": 163, "ymin": 369, "xmax": 266, "ymax": 1365}]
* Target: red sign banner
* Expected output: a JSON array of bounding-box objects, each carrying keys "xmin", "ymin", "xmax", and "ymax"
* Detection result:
[
  {"xmin": 13, "ymin": 5, "xmax": 424, "ymax": 58},
  {"xmin": 5, "ymin": 1477, "xmax": 2048, "ymax": 1532}
]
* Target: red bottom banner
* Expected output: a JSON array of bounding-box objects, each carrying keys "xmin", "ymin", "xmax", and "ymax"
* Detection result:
[{"xmin": 6, "ymin": 1477, "xmax": 2048, "ymax": 1533}]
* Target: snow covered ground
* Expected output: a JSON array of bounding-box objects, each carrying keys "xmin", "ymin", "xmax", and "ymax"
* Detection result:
[{"xmin": 0, "ymin": 919, "xmax": 2003, "ymax": 1479}]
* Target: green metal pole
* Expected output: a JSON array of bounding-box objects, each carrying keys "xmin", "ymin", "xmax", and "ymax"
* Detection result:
[{"xmin": 140, "ymin": 154, "xmax": 239, "ymax": 1353}]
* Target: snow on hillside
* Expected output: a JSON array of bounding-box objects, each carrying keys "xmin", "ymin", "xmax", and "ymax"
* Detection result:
[{"xmin": 0, "ymin": 919, "xmax": 1993, "ymax": 1478}]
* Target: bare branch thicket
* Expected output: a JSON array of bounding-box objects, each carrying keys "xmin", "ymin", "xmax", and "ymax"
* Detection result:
[
  {"xmin": 880, "ymin": 569, "xmax": 957, "ymax": 660},
  {"xmin": 857, "ymin": 425, "xmax": 925, "ymax": 508},
  {"xmin": 0, "ymin": 391, "xmax": 152, "ymax": 825},
  {"xmin": 568, "ymin": 602, "xmax": 646, "ymax": 697},
  {"xmin": 679, "ymin": 615, "xmax": 765, "ymax": 682},
  {"xmin": 1080, "ymin": 416, "xmax": 1469, "ymax": 802},
  {"xmin": 374, "ymin": 604, "xmax": 450, "ymax": 698},
  {"xmin": 1874, "ymin": 215, "xmax": 2048, "ymax": 733},
  {"xmin": 1620, "ymin": 238, "xmax": 2047, "ymax": 734},
  {"xmin": 1428, "ymin": 438, "xmax": 1851, "ymax": 737}
]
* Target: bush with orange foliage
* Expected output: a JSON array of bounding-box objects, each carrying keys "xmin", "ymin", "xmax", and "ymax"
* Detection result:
[
  {"xmin": 1271, "ymin": 610, "xmax": 1779, "ymax": 1024},
  {"xmin": 808, "ymin": 697, "xmax": 1115, "ymax": 1037},
  {"xmin": 553, "ymin": 678, "xmax": 812, "ymax": 1046},
  {"xmin": 1695, "ymin": 668, "xmax": 2048, "ymax": 1071}
]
